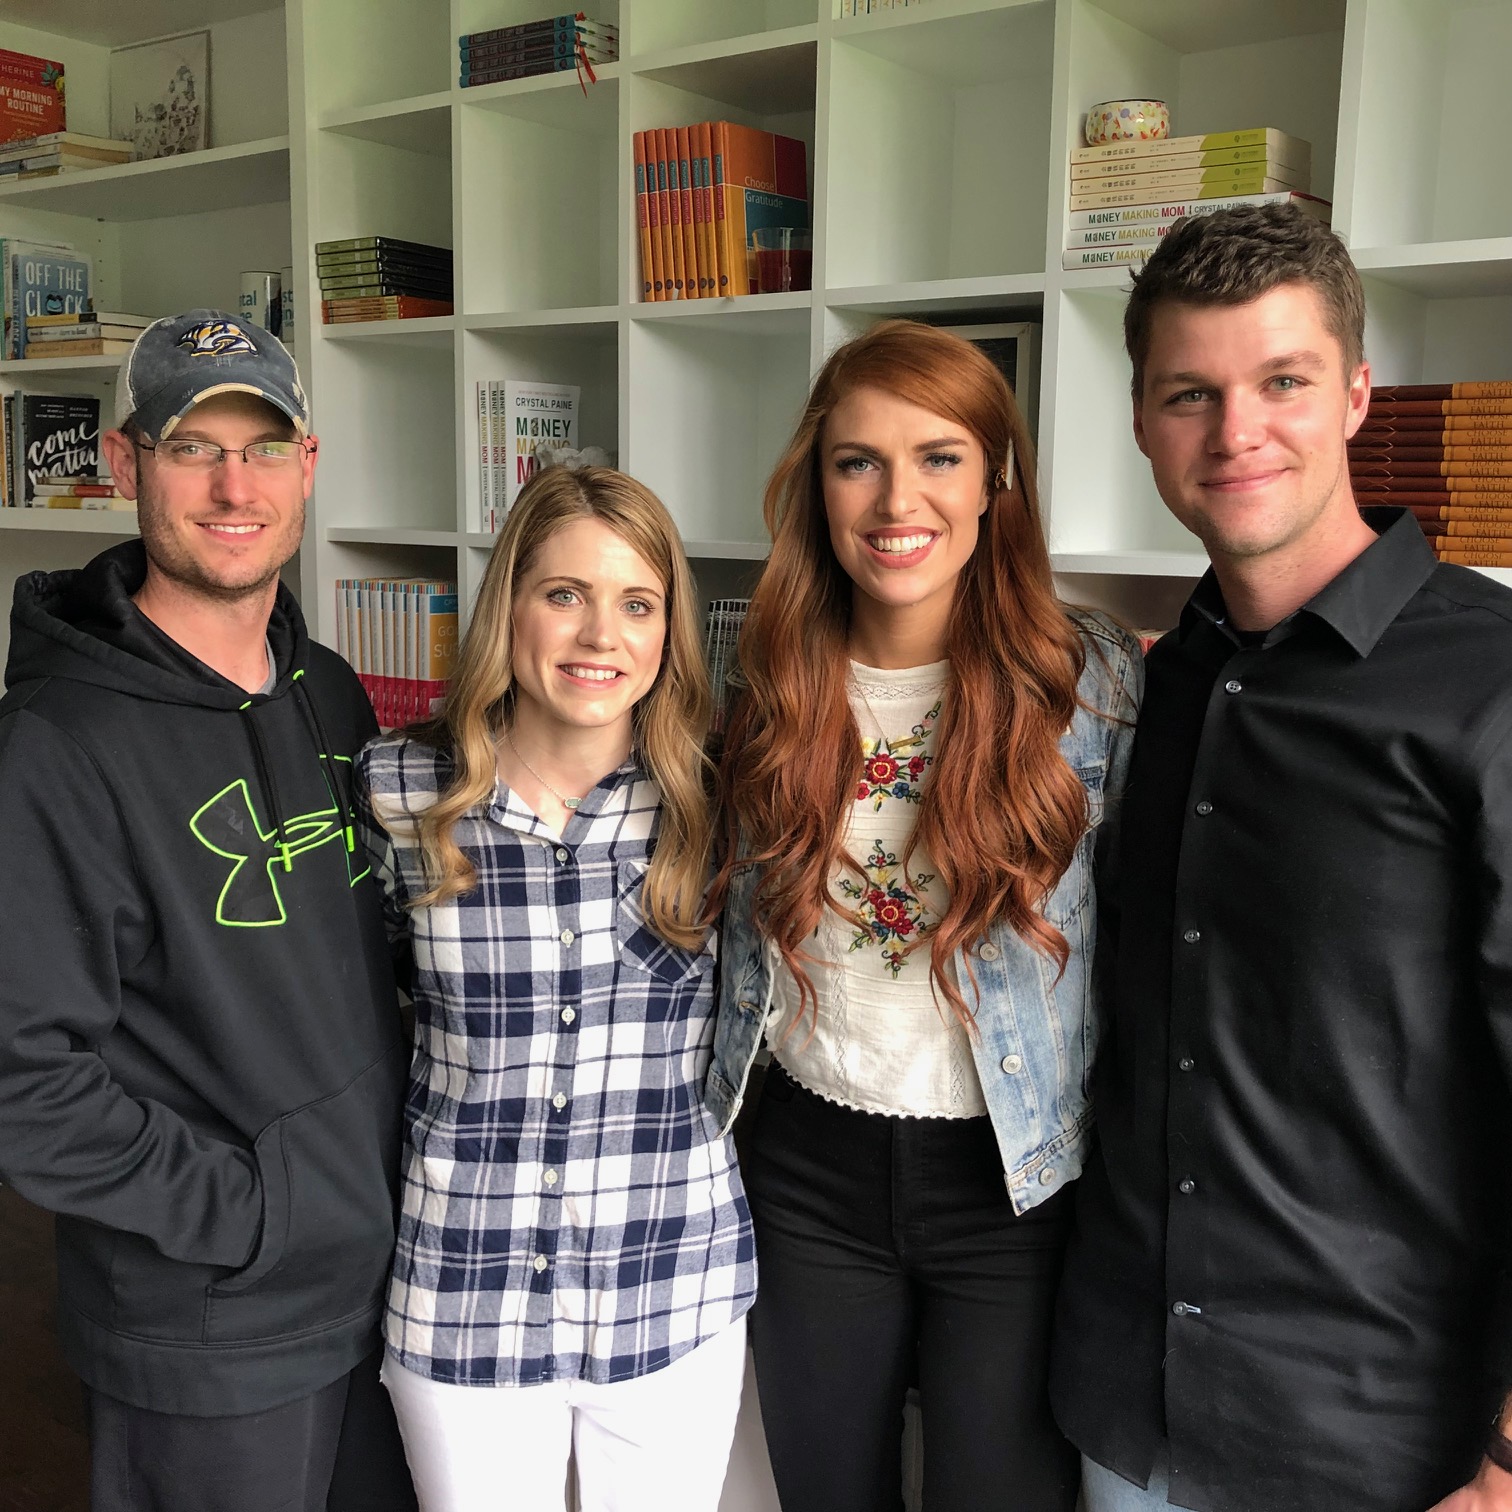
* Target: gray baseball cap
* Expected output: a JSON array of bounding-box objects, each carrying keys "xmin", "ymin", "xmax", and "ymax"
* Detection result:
[{"xmin": 115, "ymin": 309, "xmax": 310, "ymax": 441}]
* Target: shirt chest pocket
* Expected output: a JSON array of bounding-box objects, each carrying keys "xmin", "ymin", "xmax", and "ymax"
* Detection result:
[{"xmin": 616, "ymin": 859, "xmax": 712, "ymax": 987}]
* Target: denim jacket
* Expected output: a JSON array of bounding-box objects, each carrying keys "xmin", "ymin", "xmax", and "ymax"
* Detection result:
[{"xmin": 705, "ymin": 609, "xmax": 1143, "ymax": 1215}]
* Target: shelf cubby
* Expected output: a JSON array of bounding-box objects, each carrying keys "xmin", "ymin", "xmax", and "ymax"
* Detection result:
[
  {"xmin": 1341, "ymin": 0, "xmax": 1512, "ymax": 252},
  {"xmin": 825, "ymin": 2, "xmax": 1056, "ymax": 290},
  {"xmin": 458, "ymin": 77, "xmax": 620, "ymax": 313},
  {"xmin": 1040, "ymin": 284, "xmax": 1183, "ymax": 560},
  {"xmin": 631, "ymin": 0, "xmax": 817, "ymax": 57},
  {"xmin": 302, "ymin": 0, "xmax": 451, "ymax": 113},
  {"xmin": 624, "ymin": 314, "xmax": 810, "ymax": 553},
  {"xmin": 313, "ymin": 338, "xmax": 457, "ymax": 534},
  {"xmin": 461, "ymin": 321, "xmax": 620, "ymax": 537}
]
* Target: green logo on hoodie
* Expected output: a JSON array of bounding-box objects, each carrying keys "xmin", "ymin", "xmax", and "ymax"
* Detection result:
[{"xmin": 189, "ymin": 758, "xmax": 369, "ymax": 927}]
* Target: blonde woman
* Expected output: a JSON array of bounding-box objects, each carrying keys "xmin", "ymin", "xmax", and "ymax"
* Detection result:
[{"xmin": 356, "ymin": 467, "xmax": 755, "ymax": 1512}]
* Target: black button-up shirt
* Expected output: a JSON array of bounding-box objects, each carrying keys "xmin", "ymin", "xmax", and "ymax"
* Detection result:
[{"xmin": 1053, "ymin": 510, "xmax": 1512, "ymax": 1512}]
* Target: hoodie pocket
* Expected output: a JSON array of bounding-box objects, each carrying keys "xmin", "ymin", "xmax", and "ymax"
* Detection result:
[{"xmin": 203, "ymin": 1045, "xmax": 404, "ymax": 1344}]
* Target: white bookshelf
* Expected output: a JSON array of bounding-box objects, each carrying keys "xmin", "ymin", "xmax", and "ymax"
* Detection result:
[{"xmin": 2, "ymin": 0, "xmax": 1508, "ymax": 1504}]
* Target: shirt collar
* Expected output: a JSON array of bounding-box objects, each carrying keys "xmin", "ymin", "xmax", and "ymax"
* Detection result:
[{"xmin": 1178, "ymin": 507, "xmax": 1435, "ymax": 658}]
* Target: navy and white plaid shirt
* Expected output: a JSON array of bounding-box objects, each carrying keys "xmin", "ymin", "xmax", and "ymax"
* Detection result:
[{"xmin": 356, "ymin": 735, "xmax": 755, "ymax": 1386}]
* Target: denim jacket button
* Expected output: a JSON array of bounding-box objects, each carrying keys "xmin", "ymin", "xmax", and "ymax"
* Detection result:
[
  {"xmin": 980, "ymin": 942, "xmax": 1000, "ymax": 961},
  {"xmin": 1038, "ymin": 1167, "xmax": 1057, "ymax": 1186},
  {"xmin": 1000, "ymin": 1054, "xmax": 1023, "ymax": 1075}
]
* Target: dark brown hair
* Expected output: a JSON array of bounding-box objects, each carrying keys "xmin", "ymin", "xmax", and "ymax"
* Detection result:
[
  {"xmin": 1124, "ymin": 203, "xmax": 1366, "ymax": 395},
  {"xmin": 713, "ymin": 319, "xmax": 1088, "ymax": 1030}
]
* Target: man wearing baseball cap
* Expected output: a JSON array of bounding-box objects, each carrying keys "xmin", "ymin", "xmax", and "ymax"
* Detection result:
[{"xmin": 0, "ymin": 312, "xmax": 416, "ymax": 1510}]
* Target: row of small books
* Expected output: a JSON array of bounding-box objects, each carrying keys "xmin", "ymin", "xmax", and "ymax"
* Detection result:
[
  {"xmin": 634, "ymin": 123, "xmax": 808, "ymax": 300},
  {"xmin": 838, "ymin": 0, "xmax": 929, "ymax": 12},
  {"xmin": 1352, "ymin": 382, "xmax": 1512, "ymax": 567},
  {"xmin": 476, "ymin": 379, "xmax": 579, "ymax": 534},
  {"xmin": 334, "ymin": 578, "xmax": 459, "ymax": 731},
  {"xmin": 3, "ymin": 237, "xmax": 91, "ymax": 359},
  {"xmin": 22, "ymin": 307, "xmax": 152, "ymax": 360},
  {"xmin": 1062, "ymin": 127, "xmax": 1324, "ymax": 270},
  {"xmin": 316, "ymin": 236, "xmax": 454, "ymax": 323},
  {"xmin": 704, "ymin": 599, "xmax": 749, "ymax": 737},
  {"xmin": 0, "ymin": 393, "xmax": 121, "ymax": 509},
  {"xmin": 459, "ymin": 13, "xmax": 617, "ymax": 87},
  {"xmin": 0, "ymin": 129, "xmax": 131, "ymax": 179}
]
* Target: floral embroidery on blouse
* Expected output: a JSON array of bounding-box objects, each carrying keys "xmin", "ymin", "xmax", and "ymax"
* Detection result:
[
  {"xmin": 854, "ymin": 699, "xmax": 941, "ymax": 809},
  {"xmin": 838, "ymin": 841, "xmax": 938, "ymax": 977}
]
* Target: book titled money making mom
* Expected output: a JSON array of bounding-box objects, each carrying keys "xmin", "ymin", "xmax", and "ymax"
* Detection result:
[{"xmin": 504, "ymin": 380, "xmax": 578, "ymax": 512}]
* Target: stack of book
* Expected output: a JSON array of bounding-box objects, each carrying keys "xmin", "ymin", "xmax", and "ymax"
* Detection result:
[
  {"xmin": 0, "ymin": 392, "xmax": 116, "ymax": 509},
  {"xmin": 1063, "ymin": 128, "xmax": 1325, "ymax": 270},
  {"xmin": 3, "ymin": 237, "xmax": 92, "ymax": 358},
  {"xmin": 334, "ymin": 577, "xmax": 459, "ymax": 729},
  {"xmin": 633, "ymin": 122, "xmax": 808, "ymax": 300},
  {"xmin": 24, "ymin": 308, "xmax": 152, "ymax": 360},
  {"xmin": 316, "ymin": 237, "xmax": 454, "ymax": 323},
  {"xmin": 1352, "ymin": 382, "xmax": 1512, "ymax": 567},
  {"xmin": 476, "ymin": 379, "xmax": 579, "ymax": 534},
  {"xmin": 839, "ymin": 1, "xmax": 929, "ymax": 12},
  {"xmin": 0, "ymin": 130, "xmax": 132, "ymax": 180},
  {"xmin": 459, "ymin": 13, "xmax": 617, "ymax": 87},
  {"xmin": 704, "ymin": 599, "xmax": 749, "ymax": 735}
]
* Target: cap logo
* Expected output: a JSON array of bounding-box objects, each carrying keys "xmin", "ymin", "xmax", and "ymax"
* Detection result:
[{"xmin": 176, "ymin": 319, "xmax": 256, "ymax": 358}]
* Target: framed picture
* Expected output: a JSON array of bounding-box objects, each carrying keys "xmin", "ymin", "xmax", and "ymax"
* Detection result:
[
  {"xmin": 110, "ymin": 30, "xmax": 209, "ymax": 160},
  {"xmin": 936, "ymin": 321, "xmax": 1043, "ymax": 437}
]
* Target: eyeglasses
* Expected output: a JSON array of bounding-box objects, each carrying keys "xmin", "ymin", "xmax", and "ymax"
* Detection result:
[{"xmin": 139, "ymin": 438, "xmax": 313, "ymax": 470}]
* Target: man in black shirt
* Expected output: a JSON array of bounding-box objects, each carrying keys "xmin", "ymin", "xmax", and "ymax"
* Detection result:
[{"xmin": 1051, "ymin": 204, "xmax": 1512, "ymax": 1512}]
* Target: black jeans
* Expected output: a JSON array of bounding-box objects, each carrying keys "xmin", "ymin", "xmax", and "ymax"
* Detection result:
[
  {"xmin": 86, "ymin": 1348, "xmax": 416, "ymax": 1512},
  {"xmin": 745, "ymin": 1062, "xmax": 1079, "ymax": 1512}
]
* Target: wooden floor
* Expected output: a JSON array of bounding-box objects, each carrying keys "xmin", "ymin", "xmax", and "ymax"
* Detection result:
[{"xmin": 0, "ymin": 1184, "xmax": 89, "ymax": 1511}]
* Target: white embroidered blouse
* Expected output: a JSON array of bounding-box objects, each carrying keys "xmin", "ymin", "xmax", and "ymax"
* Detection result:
[{"xmin": 766, "ymin": 659, "xmax": 988, "ymax": 1119}]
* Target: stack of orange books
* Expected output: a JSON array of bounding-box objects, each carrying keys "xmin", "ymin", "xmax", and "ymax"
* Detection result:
[{"xmin": 1352, "ymin": 382, "xmax": 1512, "ymax": 567}]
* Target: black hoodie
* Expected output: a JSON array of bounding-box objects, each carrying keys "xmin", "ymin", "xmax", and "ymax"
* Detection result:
[{"xmin": 0, "ymin": 540, "xmax": 406, "ymax": 1416}]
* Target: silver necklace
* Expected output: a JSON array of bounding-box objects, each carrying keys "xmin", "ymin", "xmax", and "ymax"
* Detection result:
[{"xmin": 503, "ymin": 731, "xmax": 585, "ymax": 810}]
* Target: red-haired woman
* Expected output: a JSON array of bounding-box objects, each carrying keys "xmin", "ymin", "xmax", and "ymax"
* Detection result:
[{"xmin": 706, "ymin": 320, "xmax": 1141, "ymax": 1512}]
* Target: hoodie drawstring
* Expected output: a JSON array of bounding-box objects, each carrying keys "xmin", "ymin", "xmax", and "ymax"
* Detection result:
[
  {"xmin": 290, "ymin": 671, "xmax": 358, "ymax": 857},
  {"xmin": 239, "ymin": 701, "xmax": 298, "ymax": 873}
]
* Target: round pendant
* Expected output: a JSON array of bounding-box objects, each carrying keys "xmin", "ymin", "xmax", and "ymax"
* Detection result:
[{"xmin": 563, "ymin": 796, "xmax": 580, "ymax": 808}]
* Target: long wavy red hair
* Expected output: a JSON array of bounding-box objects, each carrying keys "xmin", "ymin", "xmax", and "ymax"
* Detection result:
[{"xmin": 714, "ymin": 319, "xmax": 1089, "ymax": 1029}]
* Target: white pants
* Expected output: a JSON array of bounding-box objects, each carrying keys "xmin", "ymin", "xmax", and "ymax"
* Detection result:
[{"xmin": 381, "ymin": 1321, "xmax": 748, "ymax": 1512}]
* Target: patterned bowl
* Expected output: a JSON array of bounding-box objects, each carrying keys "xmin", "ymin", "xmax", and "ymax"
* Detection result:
[{"xmin": 1085, "ymin": 99, "xmax": 1170, "ymax": 146}]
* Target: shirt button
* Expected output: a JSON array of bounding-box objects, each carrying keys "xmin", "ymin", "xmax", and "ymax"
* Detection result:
[
  {"xmin": 1183, "ymin": 928, "xmax": 1201, "ymax": 944},
  {"xmin": 979, "ymin": 942, "xmax": 1000, "ymax": 961},
  {"xmin": 560, "ymin": 928, "xmax": 575, "ymax": 945},
  {"xmin": 1038, "ymin": 1167, "xmax": 1057, "ymax": 1186},
  {"xmin": 555, "ymin": 847, "xmax": 569, "ymax": 863},
  {"xmin": 1224, "ymin": 680, "xmax": 1242, "ymax": 694},
  {"xmin": 560, "ymin": 1007, "xmax": 576, "ymax": 1024},
  {"xmin": 533, "ymin": 1255, "xmax": 548, "ymax": 1273},
  {"xmin": 1000, "ymin": 1054, "xmax": 1023, "ymax": 1075},
  {"xmin": 1178, "ymin": 1056, "xmax": 1195, "ymax": 1072},
  {"xmin": 1178, "ymin": 1178, "xmax": 1196, "ymax": 1194},
  {"xmin": 552, "ymin": 1092, "xmax": 568, "ymax": 1110},
  {"xmin": 1194, "ymin": 800, "xmax": 1213, "ymax": 816},
  {"xmin": 543, "ymin": 1169, "xmax": 558, "ymax": 1187}
]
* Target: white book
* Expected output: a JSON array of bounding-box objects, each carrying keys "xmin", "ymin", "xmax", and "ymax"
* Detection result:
[{"xmin": 504, "ymin": 380, "xmax": 579, "ymax": 512}]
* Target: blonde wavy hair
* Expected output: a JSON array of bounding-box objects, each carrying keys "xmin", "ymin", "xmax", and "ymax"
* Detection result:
[{"xmin": 405, "ymin": 466, "xmax": 714, "ymax": 948}]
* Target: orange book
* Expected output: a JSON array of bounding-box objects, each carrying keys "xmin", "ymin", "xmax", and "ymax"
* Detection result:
[
  {"xmin": 712, "ymin": 121, "xmax": 809, "ymax": 296},
  {"xmin": 675, "ymin": 126, "xmax": 701, "ymax": 298},
  {"xmin": 659, "ymin": 130, "xmax": 689, "ymax": 297},
  {"xmin": 632, "ymin": 131, "xmax": 655, "ymax": 301},
  {"xmin": 692, "ymin": 121, "xmax": 716, "ymax": 296},
  {"xmin": 711, "ymin": 122, "xmax": 731, "ymax": 296},
  {"xmin": 1434, "ymin": 547, "xmax": 1512, "ymax": 567}
]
